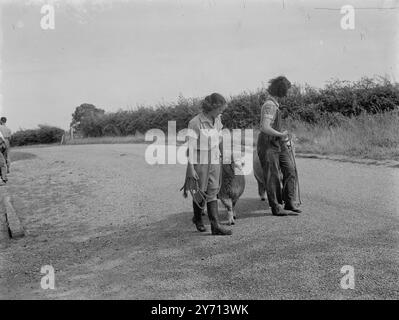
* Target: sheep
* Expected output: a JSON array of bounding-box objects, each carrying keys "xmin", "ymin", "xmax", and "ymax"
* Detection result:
[{"xmin": 218, "ymin": 157, "xmax": 246, "ymax": 225}]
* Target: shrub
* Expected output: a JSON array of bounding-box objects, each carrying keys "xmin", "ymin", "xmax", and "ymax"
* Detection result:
[
  {"xmin": 318, "ymin": 77, "xmax": 399, "ymax": 116},
  {"xmin": 221, "ymin": 90, "xmax": 266, "ymax": 129},
  {"xmin": 10, "ymin": 125, "xmax": 65, "ymax": 146}
]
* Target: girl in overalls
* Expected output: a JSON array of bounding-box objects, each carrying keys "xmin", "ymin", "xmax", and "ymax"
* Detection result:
[
  {"xmin": 183, "ymin": 93, "xmax": 232, "ymax": 236},
  {"xmin": 257, "ymin": 76, "xmax": 302, "ymax": 216}
]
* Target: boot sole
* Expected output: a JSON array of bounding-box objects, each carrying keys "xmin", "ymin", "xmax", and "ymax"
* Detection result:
[
  {"xmin": 211, "ymin": 232, "xmax": 232, "ymax": 236},
  {"xmin": 193, "ymin": 221, "xmax": 207, "ymax": 232},
  {"xmin": 284, "ymin": 207, "xmax": 302, "ymax": 213},
  {"xmin": 211, "ymin": 227, "xmax": 232, "ymax": 235},
  {"xmin": 196, "ymin": 226, "xmax": 207, "ymax": 232}
]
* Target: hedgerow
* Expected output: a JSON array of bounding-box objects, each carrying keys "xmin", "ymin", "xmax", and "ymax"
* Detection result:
[{"xmin": 75, "ymin": 77, "xmax": 398, "ymax": 137}]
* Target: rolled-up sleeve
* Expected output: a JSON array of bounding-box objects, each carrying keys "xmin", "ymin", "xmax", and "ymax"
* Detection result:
[
  {"xmin": 187, "ymin": 119, "xmax": 199, "ymax": 163},
  {"xmin": 260, "ymin": 101, "xmax": 277, "ymax": 127},
  {"xmin": 187, "ymin": 119, "xmax": 199, "ymax": 140},
  {"xmin": 216, "ymin": 115, "xmax": 223, "ymax": 132}
]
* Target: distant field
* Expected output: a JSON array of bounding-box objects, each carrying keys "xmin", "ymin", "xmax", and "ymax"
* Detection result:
[{"xmin": 9, "ymin": 151, "xmax": 37, "ymax": 162}]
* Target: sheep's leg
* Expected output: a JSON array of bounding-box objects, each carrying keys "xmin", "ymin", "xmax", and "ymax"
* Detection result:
[
  {"xmin": 232, "ymin": 200, "xmax": 237, "ymax": 219},
  {"xmin": 257, "ymin": 180, "xmax": 266, "ymax": 201},
  {"xmin": 220, "ymin": 198, "xmax": 235, "ymax": 225}
]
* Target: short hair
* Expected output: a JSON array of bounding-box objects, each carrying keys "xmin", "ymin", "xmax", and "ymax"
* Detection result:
[
  {"xmin": 201, "ymin": 93, "xmax": 227, "ymax": 113},
  {"xmin": 267, "ymin": 76, "xmax": 291, "ymax": 98},
  {"xmin": 0, "ymin": 117, "xmax": 6, "ymax": 123}
]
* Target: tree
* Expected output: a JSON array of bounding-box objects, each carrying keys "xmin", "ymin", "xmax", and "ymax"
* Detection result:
[{"xmin": 70, "ymin": 103, "xmax": 105, "ymax": 132}]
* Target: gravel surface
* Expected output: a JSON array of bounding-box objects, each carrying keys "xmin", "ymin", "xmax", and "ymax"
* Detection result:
[{"xmin": 0, "ymin": 144, "xmax": 398, "ymax": 299}]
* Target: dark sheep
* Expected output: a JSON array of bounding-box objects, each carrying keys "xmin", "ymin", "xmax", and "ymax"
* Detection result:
[{"xmin": 218, "ymin": 157, "xmax": 246, "ymax": 225}]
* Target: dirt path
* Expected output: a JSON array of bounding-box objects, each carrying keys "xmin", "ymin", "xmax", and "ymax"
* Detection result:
[{"xmin": 0, "ymin": 144, "xmax": 398, "ymax": 299}]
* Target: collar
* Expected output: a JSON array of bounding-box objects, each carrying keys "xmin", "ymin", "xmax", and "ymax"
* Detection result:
[
  {"xmin": 199, "ymin": 112, "xmax": 217, "ymax": 126},
  {"xmin": 268, "ymin": 95, "xmax": 280, "ymax": 108}
]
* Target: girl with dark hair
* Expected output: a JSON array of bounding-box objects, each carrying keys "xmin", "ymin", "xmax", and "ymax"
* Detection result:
[
  {"xmin": 183, "ymin": 93, "xmax": 232, "ymax": 236},
  {"xmin": 257, "ymin": 76, "xmax": 302, "ymax": 216}
]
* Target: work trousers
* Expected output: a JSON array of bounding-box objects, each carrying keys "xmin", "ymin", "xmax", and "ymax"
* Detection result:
[
  {"xmin": 193, "ymin": 163, "xmax": 221, "ymax": 203},
  {"xmin": 257, "ymin": 145, "xmax": 296, "ymax": 210}
]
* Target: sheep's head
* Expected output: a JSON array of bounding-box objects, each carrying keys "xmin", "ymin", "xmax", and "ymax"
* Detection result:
[
  {"xmin": 221, "ymin": 153, "xmax": 245, "ymax": 176},
  {"xmin": 234, "ymin": 158, "xmax": 245, "ymax": 175}
]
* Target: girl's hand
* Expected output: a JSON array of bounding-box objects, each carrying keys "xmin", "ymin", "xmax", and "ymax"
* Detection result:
[
  {"xmin": 186, "ymin": 165, "xmax": 199, "ymax": 180},
  {"xmin": 280, "ymin": 130, "xmax": 289, "ymax": 140}
]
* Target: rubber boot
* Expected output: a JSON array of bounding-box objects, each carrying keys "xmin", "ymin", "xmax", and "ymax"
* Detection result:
[
  {"xmin": 207, "ymin": 201, "xmax": 232, "ymax": 236},
  {"xmin": 192, "ymin": 201, "xmax": 206, "ymax": 232},
  {"xmin": 271, "ymin": 204, "xmax": 290, "ymax": 216},
  {"xmin": 284, "ymin": 201, "xmax": 302, "ymax": 214}
]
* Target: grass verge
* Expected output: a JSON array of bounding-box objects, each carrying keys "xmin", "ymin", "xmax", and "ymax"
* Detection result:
[
  {"xmin": 64, "ymin": 133, "xmax": 146, "ymax": 145},
  {"xmin": 286, "ymin": 110, "xmax": 399, "ymax": 161}
]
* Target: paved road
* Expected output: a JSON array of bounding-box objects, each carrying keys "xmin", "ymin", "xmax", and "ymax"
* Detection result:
[{"xmin": 0, "ymin": 144, "xmax": 398, "ymax": 299}]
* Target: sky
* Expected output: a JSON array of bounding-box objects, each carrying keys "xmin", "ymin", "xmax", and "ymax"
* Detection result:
[{"xmin": 0, "ymin": 0, "xmax": 398, "ymax": 131}]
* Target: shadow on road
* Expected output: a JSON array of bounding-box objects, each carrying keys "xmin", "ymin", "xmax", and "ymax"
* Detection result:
[{"xmin": 233, "ymin": 197, "xmax": 272, "ymax": 219}]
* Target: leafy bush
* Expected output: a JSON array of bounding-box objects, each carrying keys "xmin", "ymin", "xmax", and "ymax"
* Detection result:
[
  {"xmin": 74, "ymin": 77, "xmax": 399, "ymax": 137},
  {"xmin": 71, "ymin": 103, "xmax": 105, "ymax": 132},
  {"xmin": 221, "ymin": 90, "xmax": 267, "ymax": 129},
  {"xmin": 10, "ymin": 125, "xmax": 65, "ymax": 147},
  {"xmin": 317, "ymin": 77, "xmax": 399, "ymax": 116}
]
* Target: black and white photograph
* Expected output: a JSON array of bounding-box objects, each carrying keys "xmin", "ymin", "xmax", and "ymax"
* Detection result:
[{"xmin": 0, "ymin": 0, "xmax": 398, "ymax": 305}]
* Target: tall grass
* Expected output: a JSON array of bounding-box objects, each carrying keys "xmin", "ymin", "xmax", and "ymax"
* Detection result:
[{"xmin": 285, "ymin": 110, "xmax": 399, "ymax": 160}]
